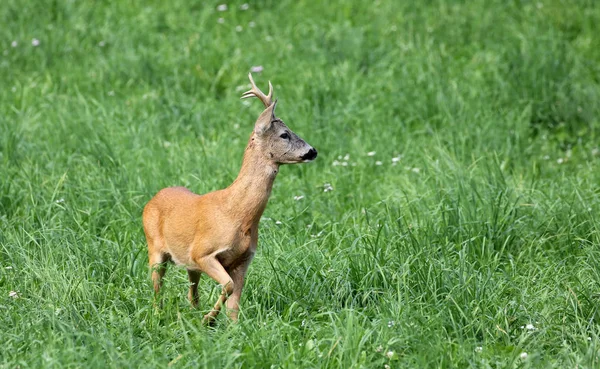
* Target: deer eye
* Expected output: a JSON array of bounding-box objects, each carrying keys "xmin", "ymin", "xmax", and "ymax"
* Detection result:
[{"xmin": 280, "ymin": 133, "xmax": 290, "ymax": 140}]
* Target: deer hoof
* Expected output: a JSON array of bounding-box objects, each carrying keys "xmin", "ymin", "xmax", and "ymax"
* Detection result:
[{"xmin": 202, "ymin": 314, "xmax": 217, "ymax": 326}]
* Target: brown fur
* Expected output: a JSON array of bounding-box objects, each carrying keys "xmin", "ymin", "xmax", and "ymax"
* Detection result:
[{"xmin": 142, "ymin": 74, "xmax": 316, "ymax": 324}]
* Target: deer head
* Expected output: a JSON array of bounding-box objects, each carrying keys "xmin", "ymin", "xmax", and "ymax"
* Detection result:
[{"xmin": 241, "ymin": 73, "xmax": 317, "ymax": 164}]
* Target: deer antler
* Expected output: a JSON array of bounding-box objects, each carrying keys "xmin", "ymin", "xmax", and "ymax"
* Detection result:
[{"xmin": 241, "ymin": 73, "xmax": 273, "ymax": 108}]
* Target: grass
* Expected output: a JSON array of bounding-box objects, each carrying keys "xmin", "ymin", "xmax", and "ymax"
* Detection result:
[{"xmin": 1, "ymin": 0, "xmax": 600, "ymax": 367}]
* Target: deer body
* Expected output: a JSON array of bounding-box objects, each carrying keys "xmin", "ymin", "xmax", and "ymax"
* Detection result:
[{"xmin": 142, "ymin": 74, "xmax": 316, "ymax": 323}]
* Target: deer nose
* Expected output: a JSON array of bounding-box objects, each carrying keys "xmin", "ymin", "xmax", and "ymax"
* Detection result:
[{"xmin": 301, "ymin": 148, "xmax": 318, "ymax": 161}]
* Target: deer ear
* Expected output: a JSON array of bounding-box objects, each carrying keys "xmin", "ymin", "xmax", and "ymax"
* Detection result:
[{"xmin": 254, "ymin": 100, "xmax": 278, "ymax": 135}]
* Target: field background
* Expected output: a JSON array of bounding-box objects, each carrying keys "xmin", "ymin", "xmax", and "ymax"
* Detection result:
[{"xmin": 1, "ymin": 0, "xmax": 600, "ymax": 367}]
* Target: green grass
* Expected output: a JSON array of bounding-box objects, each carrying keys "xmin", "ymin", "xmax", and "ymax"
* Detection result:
[{"xmin": 1, "ymin": 0, "xmax": 600, "ymax": 367}]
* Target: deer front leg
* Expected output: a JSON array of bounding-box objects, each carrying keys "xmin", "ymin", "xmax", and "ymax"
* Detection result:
[
  {"xmin": 187, "ymin": 270, "xmax": 201, "ymax": 307},
  {"xmin": 194, "ymin": 256, "xmax": 234, "ymax": 325},
  {"xmin": 225, "ymin": 258, "xmax": 253, "ymax": 322}
]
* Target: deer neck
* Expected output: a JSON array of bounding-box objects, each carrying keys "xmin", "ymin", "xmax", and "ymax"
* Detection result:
[{"xmin": 226, "ymin": 135, "xmax": 279, "ymax": 228}]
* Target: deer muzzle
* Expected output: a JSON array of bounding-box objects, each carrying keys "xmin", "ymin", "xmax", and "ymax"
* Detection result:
[{"xmin": 301, "ymin": 148, "xmax": 318, "ymax": 162}]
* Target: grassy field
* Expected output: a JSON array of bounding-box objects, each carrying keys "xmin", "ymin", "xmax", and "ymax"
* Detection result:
[{"xmin": 1, "ymin": 0, "xmax": 600, "ymax": 367}]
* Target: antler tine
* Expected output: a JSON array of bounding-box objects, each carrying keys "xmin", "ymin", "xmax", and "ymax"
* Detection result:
[{"xmin": 240, "ymin": 73, "xmax": 273, "ymax": 108}]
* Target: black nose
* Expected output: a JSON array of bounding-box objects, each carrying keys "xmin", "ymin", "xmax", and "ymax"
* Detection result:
[{"xmin": 301, "ymin": 148, "xmax": 318, "ymax": 161}]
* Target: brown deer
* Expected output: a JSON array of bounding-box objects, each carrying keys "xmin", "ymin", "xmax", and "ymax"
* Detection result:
[{"xmin": 142, "ymin": 73, "xmax": 317, "ymax": 324}]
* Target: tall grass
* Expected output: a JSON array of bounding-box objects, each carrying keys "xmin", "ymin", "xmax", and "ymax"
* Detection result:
[{"xmin": 1, "ymin": 0, "xmax": 599, "ymax": 367}]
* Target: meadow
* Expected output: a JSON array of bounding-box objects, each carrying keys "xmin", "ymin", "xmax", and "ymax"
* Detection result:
[{"xmin": 1, "ymin": 0, "xmax": 600, "ymax": 367}]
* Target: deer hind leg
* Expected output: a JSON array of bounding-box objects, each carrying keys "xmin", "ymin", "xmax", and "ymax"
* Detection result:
[
  {"xmin": 187, "ymin": 270, "xmax": 201, "ymax": 307},
  {"xmin": 148, "ymin": 247, "xmax": 169, "ymax": 295},
  {"xmin": 194, "ymin": 256, "xmax": 234, "ymax": 325}
]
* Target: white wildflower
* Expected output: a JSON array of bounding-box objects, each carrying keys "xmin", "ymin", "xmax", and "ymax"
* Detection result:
[
  {"xmin": 557, "ymin": 158, "xmax": 564, "ymax": 164},
  {"xmin": 392, "ymin": 156, "xmax": 401, "ymax": 163},
  {"xmin": 55, "ymin": 198, "xmax": 65, "ymax": 203},
  {"xmin": 386, "ymin": 351, "xmax": 394, "ymax": 359},
  {"xmin": 98, "ymin": 41, "xmax": 106, "ymax": 47},
  {"xmin": 411, "ymin": 167, "xmax": 420, "ymax": 173},
  {"xmin": 217, "ymin": 4, "xmax": 228, "ymax": 11},
  {"xmin": 375, "ymin": 161, "xmax": 382, "ymax": 166},
  {"xmin": 240, "ymin": 3, "xmax": 249, "ymax": 10},
  {"xmin": 519, "ymin": 352, "xmax": 528, "ymax": 359},
  {"xmin": 249, "ymin": 21, "xmax": 256, "ymax": 28},
  {"xmin": 5, "ymin": 266, "xmax": 13, "ymax": 269},
  {"xmin": 323, "ymin": 183, "xmax": 333, "ymax": 192},
  {"xmin": 11, "ymin": 41, "xmax": 17, "ymax": 47},
  {"xmin": 375, "ymin": 345, "xmax": 383, "ymax": 353},
  {"xmin": 384, "ymin": 365, "xmax": 390, "ymax": 369},
  {"xmin": 31, "ymin": 38, "xmax": 40, "ymax": 47},
  {"xmin": 108, "ymin": 90, "xmax": 115, "ymax": 96},
  {"xmin": 235, "ymin": 25, "xmax": 243, "ymax": 32},
  {"xmin": 217, "ymin": 17, "xmax": 225, "ymax": 24},
  {"xmin": 387, "ymin": 320, "xmax": 395, "ymax": 328},
  {"xmin": 543, "ymin": 155, "xmax": 550, "ymax": 160},
  {"xmin": 9, "ymin": 291, "xmax": 19, "ymax": 298},
  {"xmin": 475, "ymin": 346, "xmax": 483, "ymax": 353},
  {"xmin": 525, "ymin": 323, "xmax": 535, "ymax": 330},
  {"xmin": 293, "ymin": 195, "xmax": 304, "ymax": 201},
  {"xmin": 334, "ymin": 156, "xmax": 350, "ymax": 166},
  {"xmin": 275, "ymin": 220, "xmax": 282, "ymax": 225},
  {"xmin": 367, "ymin": 151, "xmax": 376, "ymax": 156},
  {"xmin": 250, "ymin": 65, "xmax": 263, "ymax": 73}
]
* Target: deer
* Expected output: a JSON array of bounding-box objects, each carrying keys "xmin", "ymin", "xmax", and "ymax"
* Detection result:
[{"xmin": 142, "ymin": 73, "xmax": 317, "ymax": 324}]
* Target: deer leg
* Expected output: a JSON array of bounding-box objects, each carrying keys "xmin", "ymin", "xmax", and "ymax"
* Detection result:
[
  {"xmin": 149, "ymin": 249, "xmax": 168, "ymax": 295},
  {"xmin": 194, "ymin": 256, "xmax": 234, "ymax": 325},
  {"xmin": 225, "ymin": 258, "xmax": 253, "ymax": 322},
  {"xmin": 187, "ymin": 270, "xmax": 201, "ymax": 307},
  {"xmin": 148, "ymin": 247, "xmax": 169, "ymax": 311}
]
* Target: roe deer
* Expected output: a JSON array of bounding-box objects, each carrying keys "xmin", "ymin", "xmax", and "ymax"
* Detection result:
[{"xmin": 142, "ymin": 73, "xmax": 317, "ymax": 324}]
